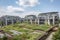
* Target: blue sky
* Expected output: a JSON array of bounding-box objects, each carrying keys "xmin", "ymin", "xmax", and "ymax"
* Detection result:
[{"xmin": 0, "ymin": 0, "xmax": 60, "ymax": 18}]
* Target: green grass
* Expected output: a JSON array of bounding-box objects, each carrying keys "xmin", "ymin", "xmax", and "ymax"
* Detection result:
[
  {"xmin": 19, "ymin": 23, "xmax": 51, "ymax": 31},
  {"xmin": 0, "ymin": 23, "xmax": 52, "ymax": 40}
]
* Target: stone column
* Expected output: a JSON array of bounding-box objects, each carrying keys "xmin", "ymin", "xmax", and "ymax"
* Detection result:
[
  {"xmin": 12, "ymin": 19, "xmax": 14, "ymax": 24},
  {"xmin": 48, "ymin": 19, "xmax": 50, "ymax": 25},
  {"xmin": 53, "ymin": 16, "xmax": 55, "ymax": 25},
  {"xmin": 45, "ymin": 19, "xmax": 47, "ymax": 25},
  {"xmin": 35, "ymin": 19, "xmax": 36, "ymax": 24},
  {"xmin": 5, "ymin": 18, "xmax": 7, "ymax": 26},
  {"xmin": 38, "ymin": 18, "xmax": 39, "ymax": 25},
  {"xmin": 48, "ymin": 16, "xmax": 50, "ymax": 25},
  {"xmin": 45, "ymin": 16, "xmax": 47, "ymax": 25},
  {"xmin": 30, "ymin": 19, "xmax": 32, "ymax": 24}
]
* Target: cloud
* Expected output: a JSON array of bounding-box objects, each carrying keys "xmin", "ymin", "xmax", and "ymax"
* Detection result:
[
  {"xmin": 20, "ymin": 11, "xmax": 41, "ymax": 18},
  {"xmin": 7, "ymin": 6, "xmax": 25, "ymax": 12},
  {"xmin": 16, "ymin": 0, "xmax": 40, "ymax": 7},
  {"xmin": 0, "ymin": 7, "xmax": 41, "ymax": 18},
  {"xmin": 50, "ymin": 0, "xmax": 54, "ymax": 2},
  {"xmin": 0, "ymin": 6, "xmax": 25, "ymax": 17},
  {"xmin": 0, "ymin": 0, "xmax": 41, "ymax": 18}
]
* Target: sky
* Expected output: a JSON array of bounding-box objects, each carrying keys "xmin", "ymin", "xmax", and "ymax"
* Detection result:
[{"xmin": 0, "ymin": 0, "xmax": 60, "ymax": 18}]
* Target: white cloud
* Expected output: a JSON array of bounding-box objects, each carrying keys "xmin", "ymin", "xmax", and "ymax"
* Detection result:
[
  {"xmin": 0, "ymin": 7, "xmax": 41, "ymax": 18},
  {"xmin": 0, "ymin": 6, "xmax": 25, "ymax": 17},
  {"xmin": 50, "ymin": 0, "xmax": 54, "ymax": 2},
  {"xmin": 16, "ymin": 0, "xmax": 40, "ymax": 7},
  {"xmin": 0, "ymin": 0, "xmax": 41, "ymax": 18},
  {"xmin": 7, "ymin": 6, "xmax": 24, "ymax": 12},
  {"xmin": 20, "ymin": 11, "xmax": 41, "ymax": 18}
]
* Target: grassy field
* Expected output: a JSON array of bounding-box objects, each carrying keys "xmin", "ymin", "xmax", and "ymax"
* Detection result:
[{"xmin": 0, "ymin": 23, "xmax": 52, "ymax": 40}]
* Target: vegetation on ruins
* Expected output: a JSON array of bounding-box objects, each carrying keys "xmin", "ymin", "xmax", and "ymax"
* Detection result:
[
  {"xmin": 53, "ymin": 27, "xmax": 60, "ymax": 40},
  {"xmin": 0, "ymin": 23, "xmax": 52, "ymax": 40}
]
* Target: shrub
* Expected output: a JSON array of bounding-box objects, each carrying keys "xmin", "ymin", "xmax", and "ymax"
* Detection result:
[
  {"xmin": 3, "ymin": 36, "xmax": 8, "ymax": 40},
  {"xmin": 53, "ymin": 28, "xmax": 60, "ymax": 40}
]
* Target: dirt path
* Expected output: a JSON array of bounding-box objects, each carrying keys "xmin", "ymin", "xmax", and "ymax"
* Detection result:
[{"xmin": 46, "ymin": 32, "xmax": 55, "ymax": 40}]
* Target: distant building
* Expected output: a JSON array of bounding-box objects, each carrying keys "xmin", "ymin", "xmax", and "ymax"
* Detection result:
[
  {"xmin": 0, "ymin": 12, "xmax": 59, "ymax": 26},
  {"xmin": 25, "ymin": 15, "xmax": 37, "ymax": 24},
  {"xmin": 25, "ymin": 12, "xmax": 59, "ymax": 25},
  {"xmin": 38, "ymin": 12, "xmax": 59, "ymax": 25},
  {"xmin": 0, "ymin": 15, "xmax": 21, "ymax": 26}
]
